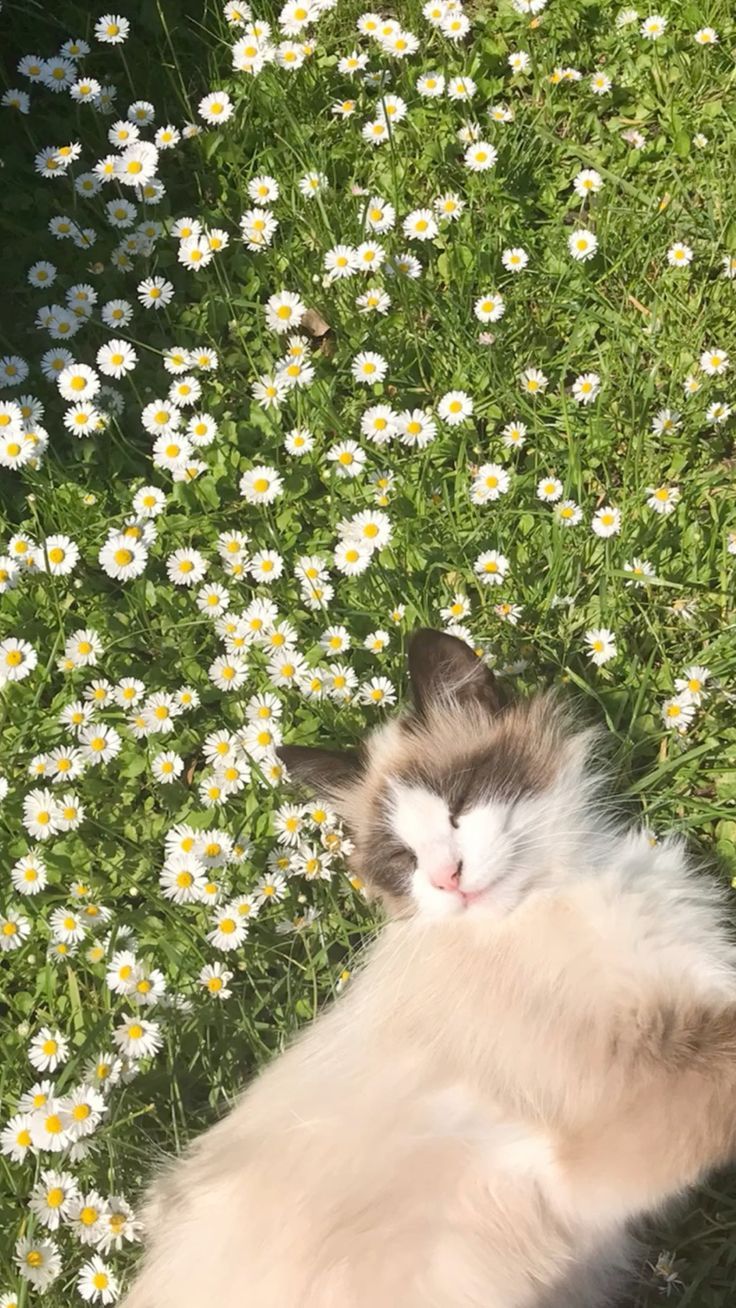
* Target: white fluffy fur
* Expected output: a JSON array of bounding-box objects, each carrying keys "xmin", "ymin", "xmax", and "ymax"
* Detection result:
[{"xmin": 122, "ymin": 778, "xmax": 736, "ymax": 1308}]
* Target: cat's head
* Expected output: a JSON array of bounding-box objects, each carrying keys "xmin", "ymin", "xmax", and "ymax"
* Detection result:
[{"xmin": 278, "ymin": 628, "xmax": 597, "ymax": 920}]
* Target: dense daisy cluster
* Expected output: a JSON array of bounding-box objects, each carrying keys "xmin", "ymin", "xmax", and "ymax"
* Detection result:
[{"xmin": 2, "ymin": 0, "xmax": 736, "ymax": 1301}]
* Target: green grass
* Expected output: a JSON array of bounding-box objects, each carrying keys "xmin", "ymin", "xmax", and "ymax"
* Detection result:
[{"xmin": 1, "ymin": 0, "xmax": 736, "ymax": 1302}]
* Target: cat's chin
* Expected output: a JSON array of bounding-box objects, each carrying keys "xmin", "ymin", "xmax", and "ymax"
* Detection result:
[{"xmin": 411, "ymin": 881, "xmax": 518, "ymax": 921}]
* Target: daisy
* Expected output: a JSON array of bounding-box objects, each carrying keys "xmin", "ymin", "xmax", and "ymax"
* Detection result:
[
  {"xmin": 209, "ymin": 654, "xmax": 248, "ymax": 692},
  {"xmin": 359, "ymin": 676, "xmax": 397, "ymax": 706},
  {"xmin": 137, "ymin": 276, "xmax": 174, "ymax": 310},
  {"xmin": 472, "ymin": 463, "xmax": 510, "ymax": 503},
  {"xmin": 97, "ymin": 341, "xmax": 138, "ymax": 380},
  {"xmin": 434, "ymin": 192, "xmax": 465, "ymax": 222},
  {"xmin": 573, "ymin": 169, "xmax": 603, "ymax": 198},
  {"xmin": 29, "ymin": 1026, "xmax": 69, "ymax": 1072},
  {"xmin": 1, "ymin": 1111, "xmax": 34, "ymax": 1161},
  {"xmin": 334, "ymin": 540, "xmax": 372, "ymax": 575},
  {"xmin": 520, "ymin": 367, "xmax": 548, "ymax": 395},
  {"xmin": 101, "ymin": 298, "xmax": 133, "ymax": 327},
  {"xmin": 15, "ymin": 1236, "xmax": 61, "ymax": 1291},
  {"xmin": 79, "ymin": 723, "xmax": 122, "ymax": 765},
  {"xmin": 464, "ymin": 141, "xmax": 497, "ymax": 171},
  {"xmin": 30, "ymin": 1169, "xmax": 79, "ymax": 1230},
  {"xmin": 641, "ymin": 14, "xmax": 667, "ymax": 38},
  {"xmin": 58, "ymin": 363, "xmax": 100, "ymax": 402},
  {"xmin": 572, "ymin": 372, "xmax": 600, "ymax": 404},
  {"xmin": 585, "ymin": 627, "xmax": 617, "ymax": 665},
  {"xmin": 397, "ymin": 409, "xmax": 437, "ymax": 448},
  {"xmin": 66, "ymin": 627, "xmax": 104, "ymax": 666},
  {"xmin": 166, "ymin": 548, "xmax": 208, "ymax": 586},
  {"xmin": 155, "ymin": 123, "xmax": 181, "ymax": 148},
  {"xmin": 240, "ymin": 465, "xmax": 284, "ymax": 503},
  {"xmin": 199, "ymin": 962, "xmax": 234, "ymax": 999},
  {"xmin": 328, "ymin": 441, "xmax": 367, "ymax": 477},
  {"xmin": 700, "ymin": 347, "xmax": 728, "ymax": 375},
  {"xmin": 60, "ymin": 1085, "xmax": 106, "ymax": 1139},
  {"xmin": 388, "ymin": 251, "xmax": 422, "ymax": 279},
  {"xmin": 0, "ymin": 637, "xmax": 37, "ymax": 682},
  {"xmin": 474, "ymin": 293, "xmax": 505, "ymax": 323},
  {"xmin": 98, "ymin": 534, "xmax": 148, "ymax": 580},
  {"xmin": 474, "ymin": 550, "xmax": 509, "ymax": 585},
  {"xmin": 624, "ymin": 558, "xmax": 655, "ymax": 585},
  {"xmin": 113, "ymin": 1014, "xmax": 162, "ymax": 1059},
  {"xmin": 647, "ymin": 484, "xmax": 680, "ymax": 515},
  {"xmin": 0, "ymin": 908, "xmax": 31, "ymax": 951},
  {"xmin": 11, "ymin": 851, "xmax": 48, "ymax": 895},
  {"xmin": 299, "ymin": 171, "xmax": 328, "ymax": 196},
  {"xmin": 590, "ymin": 72, "xmax": 611, "ymax": 94},
  {"xmin": 363, "ymin": 197, "xmax": 396, "ymax": 234},
  {"xmin": 332, "ymin": 98, "xmax": 356, "ymax": 117},
  {"xmin": 362, "ymin": 117, "xmax": 389, "ymax": 145},
  {"xmin": 250, "ymin": 550, "xmax": 284, "ymax": 583},
  {"xmin": 438, "ymin": 390, "xmax": 473, "ymax": 425},
  {"xmin": 651, "ymin": 407, "xmax": 681, "ymax": 435},
  {"xmin": 675, "ymin": 665, "xmax": 710, "ymax": 704},
  {"xmin": 661, "ymin": 695, "xmax": 695, "ymax": 731},
  {"xmin": 508, "ymin": 50, "xmax": 530, "ymax": 72},
  {"xmin": 592, "ymin": 505, "xmax": 621, "ymax": 537},
  {"xmin": 555, "ymin": 499, "xmax": 583, "ymax": 526},
  {"xmin": 502, "ymin": 247, "xmax": 528, "ymax": 273},
  {"xmin": 178, "ymin": 236, "xmax": 214, "ymax": 271},
  {"xmin": 78, "ymin": 1256, "xmax": 119, "ymax": 1304},
  {"xmin": 351, "ymin": 243, "xmax": 384, "ymax": 277},
  {"xmin": 361, "ymin": 404, "xmax": 398, "ymax": 444},
  {"xmin": 208, "ymin": 908, "xmax": 248, "ymax": 951},
  {"xmin": 199, "ymin": 90, "xmax": 233, "ymax": 123},
  {"xmin": 152, "ymin": 752, "xmax": 185, "ymax": 783},
  {"xmin": 115, "ymin": 141, "xmax": 159, "ymax": 187},
  {"xmin": 133, "ymin": 486, "xmax": 166, "ymax": 517},
  {"xmin": 95, "ymin": 14, "xmax": 130, "ymax": 43},
  {"xmin": 667, "ymin": 242, "xmax": 693, "ymax": 268},
  {"xmin": 568, "ymin": 229, "xmax": 598, "ymax": 261},
  {"xmin": 417, "ymin": 72, "xmax": 445, "ymax": 97},
  {"xmin": 448, "ymin": 75, "xmax": 476, "ymax": 101},
  {"xmin": 351, "ymin": 351, "xmax": 388, "ymax": 384},
  {"xmin": 160, "ymin": 854, "xmax": 207, "ymax": 904},
  {"xmin": 706, "ymin": 401, "xmax": 731, "ymax": 425},
  {"xmin": 42, "ymin": 534, "xmax": 82, "ymax": 579},
  {"xmin": 403, "ymin": 209, "xmax": 438, "ymax": 241}
]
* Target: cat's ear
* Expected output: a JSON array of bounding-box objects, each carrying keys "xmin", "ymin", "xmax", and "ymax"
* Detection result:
[
  {"xmin": 408, "ymin": 627, "xmax": 501, "ymax": 717},
  {"xmin": 276, "ymin": 745, "xmax": 362, "ymax": 806}
]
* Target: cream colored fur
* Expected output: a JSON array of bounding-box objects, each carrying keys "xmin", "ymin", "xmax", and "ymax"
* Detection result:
[{"xmin": 122, "ymin": 827, "xmax": 736, "ymax": 1308}]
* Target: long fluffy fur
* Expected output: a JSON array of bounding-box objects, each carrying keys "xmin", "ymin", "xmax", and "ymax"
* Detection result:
[
  {"xmin": 122, "ymin": 639, "xmax": 736, "ymax": 1307},
  {"xmin": 122, "ymin": 825, "xmax": 736, "ymax": 1307}
]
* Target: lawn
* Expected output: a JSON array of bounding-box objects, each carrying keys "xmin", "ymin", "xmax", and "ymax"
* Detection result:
[{"xmin": 1, "ymin": 0, "xmax": 736, "ymax": 1302}]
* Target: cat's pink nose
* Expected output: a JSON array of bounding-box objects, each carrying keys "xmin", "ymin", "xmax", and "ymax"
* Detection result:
[{"xmin": 430, "ymin": 863, "xmax": 462, "ymax": 892}]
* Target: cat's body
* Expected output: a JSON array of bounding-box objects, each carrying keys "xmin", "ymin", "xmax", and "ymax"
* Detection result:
[{"xmin": 123, "ymin": 631, "xmax": 736, "ymax": 1308}]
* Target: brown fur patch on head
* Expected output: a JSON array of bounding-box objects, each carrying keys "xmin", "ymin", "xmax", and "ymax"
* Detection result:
[
  {"xmin": 278, "ymin": 629, "xmax": 593, "ymax": 907},
  {"xmin": 340, "ymin": 693, "xmax": 584, "ymax": 901}
]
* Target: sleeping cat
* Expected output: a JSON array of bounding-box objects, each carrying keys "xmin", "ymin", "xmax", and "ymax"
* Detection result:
[{"xmin": 122, "ymin": 628, "xmax": 736, "ymax": 1308}]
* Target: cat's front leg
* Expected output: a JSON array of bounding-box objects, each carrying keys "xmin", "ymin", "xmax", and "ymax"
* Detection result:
[{"xmin": 557, "ymin": 999, "xmax": 736, "ymax": 1224}]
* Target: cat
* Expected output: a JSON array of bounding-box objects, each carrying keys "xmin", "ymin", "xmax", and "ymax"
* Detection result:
[{"xmin": 122, "ymin": 627, "xmax": 736, "ymax": 1308}]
